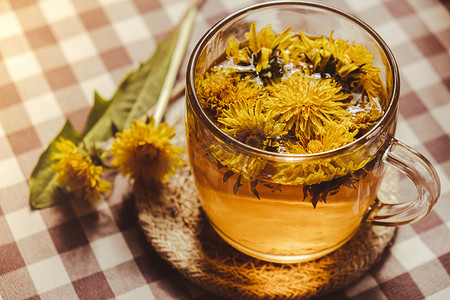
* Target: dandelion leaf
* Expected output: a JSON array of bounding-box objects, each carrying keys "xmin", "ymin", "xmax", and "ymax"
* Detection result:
[
  {"xmin": 83, "ymin": 91, "xmax": 112, "ymax": 139},
  {"xmin": 112, "ymin": 31, "xmax": 179, "ymax": 130},
  {"xmin": 82, "ymin": 28, "xmax": 180, "ymax": 146}
]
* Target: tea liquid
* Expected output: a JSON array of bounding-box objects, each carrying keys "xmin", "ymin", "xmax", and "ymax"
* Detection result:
[{"xmin": 187, "ymin": 131, "xmax": 385, "ymax": 261}]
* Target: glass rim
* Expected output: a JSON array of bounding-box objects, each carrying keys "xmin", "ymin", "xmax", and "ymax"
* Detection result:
[{"xmin": 186, "ymin": 0, "xmax": 400, "ymax": 161}]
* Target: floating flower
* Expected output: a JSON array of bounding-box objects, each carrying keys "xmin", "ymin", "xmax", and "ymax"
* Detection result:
[
  {"xmin": 283, "ymin": 121, "xmax": 358, "ymax": 154},
  {"xmin": 271, "ymin": 153, "xmax": 371, "ymax": 186},
  {"xmin": 348, "ymin": 97, "xmax": 384, "ymax": 131},
  {"xmin": 51, "ymin": 138, "xmax": 112, "ymax": 203},
  {"xmin": 208, "ymin": 145, "xmax": 267, "ymax": 185},
  {"xmin": 264, "ymin": 72, "xmax": 350, "ymax": 141},
  {"xmin": 209, "ymin": 100, "xmax": 287, "ymax": 186},
  {"xmin": 111, "ymin": 118, "xmax": 184, "ymax": 183},
  {"xmin": 226, "ymin": 23, "xmax": 297, "ymax": 77},
  {"xmin": 273, "ymin": 121, "xmax": 368, "ymax": 186},
  {"xmin": 309, "ymin": 121, "xmax": 359, "ymax": 153},
  {"xmin": 297, "ymin": 31, "xmax": 383, "ymax": 98},
  {"xmin": 218, "ymin": 99, "xmax": 287, "ymax": 150},
  {"xmin": 196, "ymin": 68, "xmax": 262, "ymax": 117}
]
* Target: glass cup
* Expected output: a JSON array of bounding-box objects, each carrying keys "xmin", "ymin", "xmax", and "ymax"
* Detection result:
[{"xmin": 185, "ymin": 1, "xmax": 441, "ymax": 263}]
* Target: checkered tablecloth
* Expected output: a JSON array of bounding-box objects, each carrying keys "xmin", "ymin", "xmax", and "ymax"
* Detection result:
[{"xmin": 1, "ymin": 0, "xmax": 449, "ymax": 299}]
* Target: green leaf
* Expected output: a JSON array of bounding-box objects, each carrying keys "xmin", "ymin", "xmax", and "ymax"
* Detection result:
[
  {"xmin": 83, "ymin": 91, "xmax": 111, "ymax": 139},
  {"xmin": 82, "ymin": 33, "xmax": 179, "ymax": 145},
  {"xmin": 115, "ymin": 32, "xmax": 179, "ymax": 129},
  {"xmin": 29, "ymin": 121, "xmax": 82, "ymax": 209}
]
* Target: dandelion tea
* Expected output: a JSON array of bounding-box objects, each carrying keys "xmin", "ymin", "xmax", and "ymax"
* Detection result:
[{"xmin": 187, "ymin": 23, "xmax": 388, "ymax": 261}]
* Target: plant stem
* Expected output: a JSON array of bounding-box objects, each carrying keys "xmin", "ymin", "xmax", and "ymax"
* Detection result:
[{"xmin": 152, "ymin": 0, "xmax": 200, "ymax": 126}]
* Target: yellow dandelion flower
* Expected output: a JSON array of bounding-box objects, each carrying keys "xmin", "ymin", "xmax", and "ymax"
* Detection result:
[
  {"xmin": 51, "ymin": 138, "xmax": 112, "ymax": 203},
  {"xmin": 111, "ymin": 118, "xmax": 184, "ymax": 183},
  {"xmin": 208, "ymin": 145, "xmax": 267, "ymax": 184},
  {"xmin": 271, "ymin": 153, "xmax": 371, "ymax": 186},
  {"xmin": 308, "ymin": 121, "xmax": 359, "ymax": 153},
  {"xmin": 271, "ymin": 160, "xmax": 334, "ymax": 186},
  {"xmin": 226, "ymin": 39, "xmax": 250, "ymax": 65},
  {"xmin": 306, "ymin": 140, "xmax": 325, "ymax": 154},
  {"xmin": 226, "ymin": 22, "xmax": 296, "ymax": 74},
  {"xmin": 282, "ymin": 140, "xmax": 308, "ymax": 154},
  {"xmin": 297, "ymin": 31, "xmax": 383, "ymax": 99},
  {"xmin": 283, "ymin": 121, "xmax": 358, "ymax": 155},
  {"xmin": 196, "ymin": 68, "xmax": 262, "ymax": 117},
  {"xmin": 273, "ymin": 121, "xmax": 368, "ymax": 186},
  {"xmin": 265, "ymin": 72, "xmax": 350, "ymax": 140},
  {"xmin": 347, "ymin": 87, "xmax": 385, "ymax": 128},
  {"xmin": 210, "ymin": 100, "xmax": 288, "ymax": 185},
  {"xmin": 218, "ymin": 99, "xmax": 287, "ymax": 150}
]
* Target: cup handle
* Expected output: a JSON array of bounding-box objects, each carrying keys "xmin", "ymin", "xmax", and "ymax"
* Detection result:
[{"xmin": 363, "ymin": 138, "xmax": 441, "ymax": 226}]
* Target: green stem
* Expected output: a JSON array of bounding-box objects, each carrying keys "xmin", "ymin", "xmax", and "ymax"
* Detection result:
[{"xmin": 153, "ymin": 0, "xmax": 199, "ymax": 125}]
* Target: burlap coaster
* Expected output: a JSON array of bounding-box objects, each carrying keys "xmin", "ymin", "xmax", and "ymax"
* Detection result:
[{"xmin": 135, "ymin": 163, "xmax": 397, "ymax": 300}]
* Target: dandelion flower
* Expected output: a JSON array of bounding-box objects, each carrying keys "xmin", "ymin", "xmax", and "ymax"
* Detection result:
[
  {"xmin": 283, "ymin": 120, "xmax": 358, "ymax": 155},
  {"xmin": 271, "ymin": 152, "xmax": 370, "ymax": 186},
  {"xmin": 218, "ymin": 99, "xmax": 287, "ymax": 150},
  {"xmin": 265, "ymin": 72, "xmax": 350, "ymax": 141},
  {"xmin": 196, "ymin": 68, "xmax": 262, "ymax": 117},
  {"xmin": 208, "ymin": 145, "xmax": 267, "ymax": 184},
  {"xmin": 226, "ymin": 23, "xmax": 296, "ymax": 77},
  {"xmin": 226, "ymin": 39, "xmax": 250, "ymax": 66},
  {"xmin": 51, "ymin": 138, "xmax": 112, "ymax": 203},
  {"xmin": 208, "ymin": 100, "xmax": 287, "ymax": 183},
  {"xmin": 111, "ymin": 118, "xmax": 184, "ymax": 183},
  {"xmin": 309, "ymin": 121, "xmax": 359, "ymax": 153},
  {"xmin": 349, "ymin": 98, "xmax": 384, "ymax": 131},
  {"xmin": 297, "ymin": 31, "xmax": 383, "ymax": 98}
]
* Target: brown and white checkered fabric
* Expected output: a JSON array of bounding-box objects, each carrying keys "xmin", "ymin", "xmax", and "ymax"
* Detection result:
[{"xmin": 1, "ymin": 0, "xmax": 449, "ymax": 299}]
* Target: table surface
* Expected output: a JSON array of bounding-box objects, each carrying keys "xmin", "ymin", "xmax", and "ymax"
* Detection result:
[{"xmin": 1, "ymin": 0, "xmax": 449, "ymax": 299}]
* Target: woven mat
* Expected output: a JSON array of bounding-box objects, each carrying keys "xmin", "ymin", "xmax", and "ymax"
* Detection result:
[{"xmin": 134, "ymin": 163, "xmax": 397, "ymax": 300}]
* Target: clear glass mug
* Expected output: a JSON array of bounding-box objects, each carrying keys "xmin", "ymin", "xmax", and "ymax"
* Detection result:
[{"xmin": 185, "ymin": 1, "xmax": 441, "ymax": 263}]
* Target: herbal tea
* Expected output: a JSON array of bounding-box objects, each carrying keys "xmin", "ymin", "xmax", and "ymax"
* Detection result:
[{"xmin": 187, "ymin": 22, "xmax": 389, "ymax": 261}]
